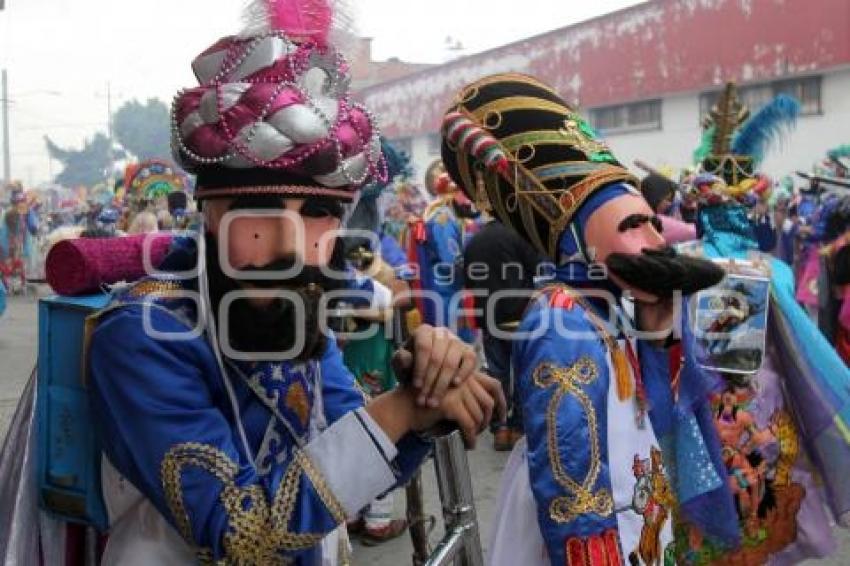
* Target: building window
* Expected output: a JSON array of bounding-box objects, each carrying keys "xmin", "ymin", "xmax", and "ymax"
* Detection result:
[
  {"xmin": 699, "ymin": 76, "xmax": 822, "ymax": 122},
  {"xmin": 589, "ymin": 100, "xmax": 661, "ymax": 134},
  {"xmin": 774, "ymin": 76, "xmax": 822, "ymax": 115}
]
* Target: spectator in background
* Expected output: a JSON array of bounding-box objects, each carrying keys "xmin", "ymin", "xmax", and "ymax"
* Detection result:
[
  {"xmin": 464, "ymin": 219, "xmax": 542, "ymax": 450},
  {"xmin": 641, "ymin": 173, "xmax": 676, "ymax": 215},
  {"xmin": 641, "ymin": 173, "xmax": 697, "ymax": 244}
]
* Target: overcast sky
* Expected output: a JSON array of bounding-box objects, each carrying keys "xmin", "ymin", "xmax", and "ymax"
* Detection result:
[{"xmin": 0, "ymin": 0, "xmax": 643, "ymax": 186}]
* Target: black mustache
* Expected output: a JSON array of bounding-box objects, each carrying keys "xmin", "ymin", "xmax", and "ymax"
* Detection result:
[
  {"xmin": 237, "ymin": 257, "xmax": 347, "ymax": 292},
  {"xmin": 605, "ymin": 247, "xmax": 725, "ymax": 298}
]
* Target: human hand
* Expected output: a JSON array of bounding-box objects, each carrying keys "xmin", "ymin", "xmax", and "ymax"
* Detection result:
[
  {"xmin": 408, "ymin": 372, "xmax": 507, "ymax": 448},
  {"xmin": 391, "ymin": 325, "xmax": 478, "ymax": 408}
]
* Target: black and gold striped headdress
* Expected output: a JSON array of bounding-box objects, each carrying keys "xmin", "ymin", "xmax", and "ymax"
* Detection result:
[{"xmin": 440, "ymin": 73, "xmax": 636, "ymax": 260}]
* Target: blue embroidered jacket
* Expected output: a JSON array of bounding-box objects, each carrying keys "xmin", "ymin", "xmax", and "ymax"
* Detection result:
[
  {"xmin": 513, "ymin": 289, "xmax": 735, "ymax": 565},
  {"xmin": 87, "ymin": 242, "xmax": 430, "ymax": 564},
  {"xmin": 514, "ymin": 294, "xmax": 621, "ymax": 564}
]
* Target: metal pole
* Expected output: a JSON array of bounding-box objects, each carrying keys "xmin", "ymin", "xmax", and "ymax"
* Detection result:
[
  {"xmin": 429, "ymin": 431, "xmax": 484, "ymax": 566},
  {"xmin": 406, "ymin": 470, "xmax": 432, "ymax": 565},
  {"xmin": 2, "ymin": 69, "xmax": 10, "ymax": 185}
]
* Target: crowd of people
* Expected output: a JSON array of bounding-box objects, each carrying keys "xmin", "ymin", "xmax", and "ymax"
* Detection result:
[{"xmin": 2, "ymin": 1, "xmax": 850, "ymax": 565}]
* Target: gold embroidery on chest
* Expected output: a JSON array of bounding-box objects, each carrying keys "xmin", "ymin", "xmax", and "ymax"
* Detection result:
[
  {"xmin": 533, "ymin": 357, "xmax": 614, "ymax": 523},
  {"xmin": 161, "ymin": 442, "xmax": 345, "ymax": 564}
]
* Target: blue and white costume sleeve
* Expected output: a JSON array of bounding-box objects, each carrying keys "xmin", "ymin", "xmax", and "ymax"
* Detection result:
[{"xmin": 88, "ymin": 279, "xmax": 429, "ymax": 565}]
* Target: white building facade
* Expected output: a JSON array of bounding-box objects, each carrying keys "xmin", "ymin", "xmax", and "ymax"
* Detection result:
[{"xmin": 358, "ymin": 0, "xmax": 850, "ymax": 184}]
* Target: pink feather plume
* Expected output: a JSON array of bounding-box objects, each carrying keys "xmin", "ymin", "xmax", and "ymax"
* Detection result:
[{"xmin": 242, "ymin": 0, "xmax": 334, "ymax": 46}]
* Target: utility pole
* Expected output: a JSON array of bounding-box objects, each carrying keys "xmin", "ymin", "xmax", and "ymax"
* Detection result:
[
  {"xmin": 106, "ymin": 81, "xmax": 112, "ymax": 142},
  {"xmin": 2, "ymin": 69, "xmax": 10, "ymax": 186}
]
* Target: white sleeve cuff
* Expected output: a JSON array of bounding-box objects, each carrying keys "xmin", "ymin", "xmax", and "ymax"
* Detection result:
[{"xmin": 304, "ymin": 409, "xmax": 398, "ymax": 518}]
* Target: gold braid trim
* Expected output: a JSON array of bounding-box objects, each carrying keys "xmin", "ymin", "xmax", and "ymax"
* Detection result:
[
  {"xmin": 161, "ymin": 442, "xmax": 345, "ymax": 564},
  {"xmin": 533, "ymin": 358, "xmax": 614, "ymax": 523},
  {"xmin": 470, "ymin": 96, "xmax": 570, "ymax": 125},
  {"xmin": 128, "ymin": 280, "xmax": 184, "ymax": 298}
]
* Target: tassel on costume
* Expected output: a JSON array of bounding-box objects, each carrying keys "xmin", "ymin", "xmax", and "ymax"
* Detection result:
[{"xmin": 612, "ymin": 345, "xmax": 633, "ymax": 401}]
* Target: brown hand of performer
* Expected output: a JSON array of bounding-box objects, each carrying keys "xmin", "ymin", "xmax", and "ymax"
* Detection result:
[
  {"xmin": 404, "ymin": 373, "xmax": 507, "ymax": 449},
  {"xmin": 391, "ymin": 324, "xmax": 478, "ymax": 408}
]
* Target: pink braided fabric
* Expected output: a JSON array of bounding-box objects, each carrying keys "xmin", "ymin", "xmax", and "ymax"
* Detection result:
[
  {"xmin": 46, "ymin": 234, "xmax": 173, "ymax": 296},
  {"xmin": 172, "ymin": 28, "xmax": 385, "ymax": 197}
]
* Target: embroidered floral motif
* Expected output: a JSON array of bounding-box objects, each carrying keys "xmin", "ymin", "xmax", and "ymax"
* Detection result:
[
  {"xmin": 236, "ymin": 360, "xmax": 315, "ymax": 441},
  {"xmin": 285, "ymin": 382, "xmax": 310, "ymax": 427},
  {"xmin": 161, "ymin": 442, "xmax": 345, "ymax": 565},
  {"xmin": 533, "ymin": 358, "xmax": 614, "ymax": 523}
]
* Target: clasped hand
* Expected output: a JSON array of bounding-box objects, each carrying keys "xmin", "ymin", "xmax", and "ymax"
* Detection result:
[{"xmin": 390, "ymin": 325, "xmax": 506, "ymax": 448}]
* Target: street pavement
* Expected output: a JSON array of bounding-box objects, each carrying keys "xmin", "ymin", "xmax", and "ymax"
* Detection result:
[{"xmin": 1, "ymin": 292, "xmax": 847, "ymax": 565}]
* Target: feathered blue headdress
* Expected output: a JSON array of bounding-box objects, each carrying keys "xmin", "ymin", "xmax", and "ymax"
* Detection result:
[{"xmin": 730, "ymin": 94, "xmax": 800, "ymax": 167}]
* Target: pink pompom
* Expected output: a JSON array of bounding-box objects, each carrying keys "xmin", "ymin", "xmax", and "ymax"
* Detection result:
[{"xmin": 266, "ymin": 0, "xmax": 333, "ymax": 46}]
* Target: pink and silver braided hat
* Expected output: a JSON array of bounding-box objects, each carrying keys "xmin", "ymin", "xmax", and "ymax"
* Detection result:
[{"xmin": 172, "ymin": 0, "xmax": 385, "ymax": 202}]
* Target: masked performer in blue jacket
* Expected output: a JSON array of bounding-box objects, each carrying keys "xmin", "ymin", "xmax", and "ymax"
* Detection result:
[
  {"xmin": 84, "ymin": 2, "xmax": 505, "ymax": 564},
  {"xmin": 440, "ymin": 73, "xmax": 740, "ymax": 566}
]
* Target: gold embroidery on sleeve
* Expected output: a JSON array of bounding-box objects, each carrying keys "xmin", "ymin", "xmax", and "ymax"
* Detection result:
[
  {"xmin": 533, "ymin": 358, "xmax": 614, "ymax": 523},
  {"xmin": 161, "ymin": 442, "xmax": 345, "ymax": 564}
]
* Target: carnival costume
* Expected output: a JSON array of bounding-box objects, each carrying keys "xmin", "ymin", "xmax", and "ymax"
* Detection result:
[
  {"xmin": 22, "ymin": 2, "xmax": 436, "ymax": 564},
  {"xmin": 816, "ymin": 187, "xmax": 850, "ymax": 365},
  {"xmin": 0, "ymin": 188, "xmax": 39, "ymax": 291},
  {"xmin": 339, "ymin": 140, "xmax": 411, "ymax": 397},
  {"xmin": 441, "ymin": 73, "xmax": 736, "ymax": 566},
  {"xmin": 406, "ymin": 171, "xmax": 478, "ymax": 343},
  {"xmin": 674, "ymin": 83, "xmax": 850, "ymax": 564},
  {"xmin": 791, "ymin": 148, "xmax": 850, "ymax": 314}
]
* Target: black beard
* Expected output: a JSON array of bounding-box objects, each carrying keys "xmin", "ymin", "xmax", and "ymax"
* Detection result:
[
  {"xmin": 605, "ymin": 247, "xmax": 725, "ymax": 298},
  {"xmin": 204, "ymin": 234, "xmax": 347, "ymax": 361}
]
